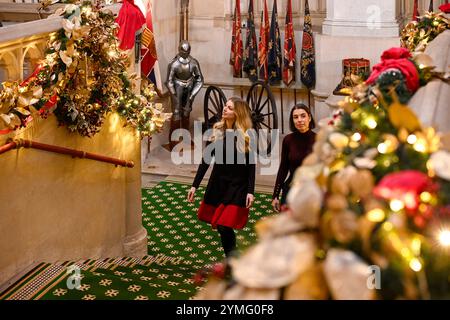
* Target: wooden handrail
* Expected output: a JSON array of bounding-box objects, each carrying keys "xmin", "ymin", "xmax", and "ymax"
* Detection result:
[
  {"xmin": 0, "ymin": 139, "xmax": 134, "ymax": 168},
  {"xmin": 0, "ymin": 140, "xmax": 17, "ymax": 155}
]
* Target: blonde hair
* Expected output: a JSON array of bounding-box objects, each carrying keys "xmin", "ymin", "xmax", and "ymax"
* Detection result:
[{"xmin": 212, "ymin": 97, "xmax": 253, "ymax": 152}]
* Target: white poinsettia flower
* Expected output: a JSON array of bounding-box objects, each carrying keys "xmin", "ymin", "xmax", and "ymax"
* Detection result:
[
  {"xmin": 63, "ymin": 4, "xmax": 78, "ymax": 16},
  {"xmin": 329, "ymin": 132, "xmax": 349, "ymax": 150},
  {"xmin": 428, "ymin": 150, "xmax": 450, "ymax": 181},
  {"xmin": 62, "ymin": 16, "xmax": 81, "ymax": 39},
  {"xmin": 59, "ymin": 50, "xmax": 73, "ymax": 67},
  {"xmin": 354, "ymin": 157, "xmax": 377, "ymax": 169}
]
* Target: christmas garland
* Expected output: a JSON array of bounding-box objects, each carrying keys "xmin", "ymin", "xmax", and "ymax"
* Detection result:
[
  {"xmin": 196, "ymin": 46, "xmax": 449, "ymax": 299},
  {"xmin": 401, "ymin": 11, "xmax": 449, "ymax": 52},
  {"xmin": 0, "ymin": 2, "xmax": 170, "ymax": 138}
]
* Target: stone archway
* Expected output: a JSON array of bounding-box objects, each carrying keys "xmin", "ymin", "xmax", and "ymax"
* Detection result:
[
  {"xmin": 22, "ymin": 44, "xmax": 43, "ymax": 80},
  {"xmin": 0, "ymin": 51, "xmax": 20, "ymax": 82}
]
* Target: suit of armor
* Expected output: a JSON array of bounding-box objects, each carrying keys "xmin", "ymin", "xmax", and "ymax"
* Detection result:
[{"xmin": 165, "ymin": 41, "xmax": 203, "ymax": 150}]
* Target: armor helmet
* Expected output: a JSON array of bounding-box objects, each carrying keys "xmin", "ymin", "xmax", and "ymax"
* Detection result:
[{"xmin": 178, "ymin": 40, "xmax": 191, "ymax": 59}]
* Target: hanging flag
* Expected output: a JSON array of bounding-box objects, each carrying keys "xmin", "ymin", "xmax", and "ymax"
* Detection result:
[
  {"xmin": 230, "ymin": 0, "xmax": 243, "ymax": 78},
  {"xmin": 138, "ymin": 0, "xmax": 163, "ymax": 91},
  {"xmin": 428, "ymin": 0, "xmax": 434, "ymax": 12},
  {"xmin": 283, "ymin": 0, "xmax": 296, "ymax": 86},
  {"xmin": 412, "ymin": 0, "xmax": 420, "ymax": 21},
  {"xmin": 115, "ymin": 0, "xmax": 146, "ymax": 51},
  {"xmin": 258, "ymin": 0, "xmax": 270, "ymax": 82},
  {"xmin": 300, "ymin": 0, "xmax": 316, "ymax": 89},
  {"xmin": 243, "ymin": 0, "xmax": 258, "ymax": 82},
  {"xmin": 268, "ymin": 0, "xmax": 282, "ymax": 85}
]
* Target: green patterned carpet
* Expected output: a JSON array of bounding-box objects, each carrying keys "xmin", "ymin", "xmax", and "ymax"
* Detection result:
[{"xmin": 0, "ymin": 181, "xmax": 274, "ymax": 300}]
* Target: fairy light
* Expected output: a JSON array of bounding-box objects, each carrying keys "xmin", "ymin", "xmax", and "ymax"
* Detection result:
[
  {"xmin": 351, "ymin": 133, "xmax": 362, "ymax": 142},
  {"xmin": 409, "ymin": 258, "xmax": 422, "ymax": 272},
  {"xmin": 349, "ymin": 141, "xmax": 360, "ymax": 149},
  {"xmin": 367, "ymin": 208, "xmax": 385, "ymax": 222},
  {"xmin": 390, "ymin": 199, "xmax": 404, "ymax": 212},
  {"xmin": 420, "ymin": 192, "xmax": 432, "ymax": 203},
  {"xmin": 413, "ymin": 139, "xmax": 427, "ymax": 153},
  {"xmin": 407, "ymin": 134, "xmax": 417, "ymax": 144},
  {"xmin": 438, "ymin": 229, "xmax": 450, "ymax": 247},
  {"xmin": 411, "ymin": 238, "xmax": 421, "ymax": 256},
  {"xmin": 383, "ymin": 222, "xmax": 393, "ymax": 232},
  {"xmin": 365, "ymin": 117, "xmax": 378, "ymax": 129},
  {"xmin": 377, "ymin": 143, "xmax": 388, "ymax": 154},
  {"xmin": 401, "ymin": 247, "xmax": 410, "ymax": 258}
]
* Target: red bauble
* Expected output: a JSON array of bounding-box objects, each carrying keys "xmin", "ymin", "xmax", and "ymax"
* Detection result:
[
  {"xmin": 366, "ymin": 47, "xmax": 419, "ymax": 93},
  {"xmin": 373, "ymin": 170, "xmax": 436, "ymax": 211}
]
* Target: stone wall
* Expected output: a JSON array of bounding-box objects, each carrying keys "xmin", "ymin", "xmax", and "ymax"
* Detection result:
[{"xmin": 0, "ymin": 113, "xmax": 146, "ymax": 287}]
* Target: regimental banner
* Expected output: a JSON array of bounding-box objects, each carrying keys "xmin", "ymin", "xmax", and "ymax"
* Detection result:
[
  {"xmin": 300, "ymin": 0, "xmax": 316, "ymax": 90},
  {"xmin": 412, "ymin": 0, "xmax": 420, "ymax": 21},
  {"xmin": 230, "ymin": 0, "xmax": 243, "ymax": 78},
  {"xmin": 243, "ymin": 0, "xmax": 258, "ymax": 82},
  {"xmin": 268, "ymin": 0, "xmax": 282, "ymax": 85},
  {"xmin": 258, "ymin": 0, "xmax": 270, "ymax": 82},
  {"xmin": 138, "ymin": 0, "xmax": 162, "ymax": 91},
  {"xmin": 283, "ymin": 0, "xmax": 296, "ymax": 86}
]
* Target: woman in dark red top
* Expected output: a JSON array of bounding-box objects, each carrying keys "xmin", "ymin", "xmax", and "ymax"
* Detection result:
[
  {"xmin": 187, "ymin": 97, "xmax": 255, "ymax": 258},
  {"xmin": 272, "ymin": 104, "xmax": 316, "ymax": 212}
]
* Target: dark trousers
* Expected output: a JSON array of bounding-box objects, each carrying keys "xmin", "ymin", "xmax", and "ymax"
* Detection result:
[{"xmin": 217, "ymin": 225, "xmax": 236, "ymax": 258}]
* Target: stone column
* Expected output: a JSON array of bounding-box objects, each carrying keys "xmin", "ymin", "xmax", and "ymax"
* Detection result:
[
  {"xmin": 123, "ymin": 132, "xmax": 148, "ymax": 257},
  {"xmin": 322, "ymin": 0, "xmax": 399, "ymax": 37},
  {"xmin": 312, "ymin": 0, "xmax": 400, "ymax": 122},
  {"xmin": 123, "ymin": 37, "xmax": 148, "ymax": 257}
]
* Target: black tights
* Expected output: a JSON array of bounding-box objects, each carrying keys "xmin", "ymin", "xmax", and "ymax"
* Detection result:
[{"xmin": 217, "ymin": 225, "xmax": 236, "ymax": 258}]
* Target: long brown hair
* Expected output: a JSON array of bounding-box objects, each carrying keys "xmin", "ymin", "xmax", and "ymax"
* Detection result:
[{"xmin": 212, "ymin": 97, "xmax": 253, "ymax": 152}]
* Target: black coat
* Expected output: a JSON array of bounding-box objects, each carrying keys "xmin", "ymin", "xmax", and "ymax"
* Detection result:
[{"xmin": 192, "ymin": 133, "xmax": 256, "ymax": 208}]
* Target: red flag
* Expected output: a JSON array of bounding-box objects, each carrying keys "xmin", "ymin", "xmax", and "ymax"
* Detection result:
[
  {"xmin": 115, "ymin": 0, "xmax": 146, "ymax": 51},
  {"xmin": 140, "ymin": 1, "xmax": 161, "ymax": 90},
  {"xmin": 230, "ymin": 0, "xmax": 243, "ymax": 78},
  {"xmin": 258, "ymin": 0, "xmax": 270, "ymax": 81},
  {"xmin": 283, "ymin": 0, "xmax": 296, "ymax": 86},
  {"xmin": 412, "ymin": 0, "xmax": 420, "ymax": 21}
]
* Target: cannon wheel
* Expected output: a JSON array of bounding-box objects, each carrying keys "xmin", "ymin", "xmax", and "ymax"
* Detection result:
[
  {"xmin": 246, "ymin": 81, "xmax": 278, "ymax": 155},
  {"xmin": 203, "ymin": 85, "xmax": 226, "ymax": 132}
]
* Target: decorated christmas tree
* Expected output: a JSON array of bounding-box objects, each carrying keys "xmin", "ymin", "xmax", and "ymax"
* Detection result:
[
  {"xmin": 196, "ymin": 13, "xmax": 450, "ymax": 300},
  {"xmin": 0, "ymin": 1, "xmax": 170, "ymax": 138}
]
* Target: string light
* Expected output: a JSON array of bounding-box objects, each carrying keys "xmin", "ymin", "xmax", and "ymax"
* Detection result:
[
  {"xmin": 420, "ymin": 192, "xmax": 432, "ymax": 203},
  {"xmin": 409, "ymin": 258, "xmax": 422, "ymax": 272},
  {"xmin": 367, "ymin": 208, "xmax": 385, "ymax": 222},
  {"xmin": 411, "ymin": 238, "xmax": 421, "ymax": 256},
  {"xmin": 378, "ymin": 143, "xmax": 388, "ymax": 154},
  {"xmin": 390, "ymin": 199, "xmax": 404, "ymax": 212},
  {"xmin": 365, "ymin": 117, "xmax": 378, "ymax": 129},
  {"xmin": 407, "ymin": 134, "xmax": 417, "ymax": 144},
  {"xmin": 383, "ymin": 222, "xmax": 393, "ymax": 231},
  {"xmin": 351, "ymin": 133, "xmax": 362, "ymax": 142},
  {"xmin": 438, "ymin": 229, "xmax": 450, "ymax": 247},
  {"xmin": 413, "ymin": 139, "xmax": 427, "ymax": 153}
]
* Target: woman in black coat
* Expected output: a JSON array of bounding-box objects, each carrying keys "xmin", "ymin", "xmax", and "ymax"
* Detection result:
[{"xmin": 187, "ymin": 97, "xmax": 255, "ymax": 258}]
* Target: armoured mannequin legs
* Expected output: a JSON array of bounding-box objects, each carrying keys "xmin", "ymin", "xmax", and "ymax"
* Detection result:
[{"xmin": 164, "ymin": 115, "xmax": 191, "ymax": 151}]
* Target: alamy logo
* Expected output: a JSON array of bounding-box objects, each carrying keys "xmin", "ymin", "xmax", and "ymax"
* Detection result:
[
  {"xmin": 367, "ymin": 265, "xmax": 381, "ymax": 290},
  {"xmin": 66, "ymin": 265, "xmax": 82, "ymax": 290},
  {"xmin": 367, "ymin": 5, "xmax": 382, "ymax": 30}
]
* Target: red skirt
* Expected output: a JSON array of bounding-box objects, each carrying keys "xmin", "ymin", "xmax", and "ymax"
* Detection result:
[{"xmin": 197, "ymin": 201, "xmax": 249, "ymax": 230}]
